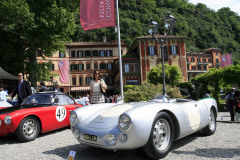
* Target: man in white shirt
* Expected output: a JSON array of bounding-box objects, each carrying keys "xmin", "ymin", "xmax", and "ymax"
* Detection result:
[{"xmin": 0, "ymin": 87, "xmax": 8, "ymax": 102}]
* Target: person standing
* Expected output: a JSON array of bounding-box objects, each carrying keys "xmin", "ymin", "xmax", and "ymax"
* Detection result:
[
  {"xmin": 234, "ymin": 90, "xmax": 240, "ymax": 121},
  {"xmin": 0, "ymin": 87, "xmax": 8, "ymax": 102},
  {"xmin": 225, "ymin": 88, "xmax": 236, "ymax": 121},
  {"xmin": 51, "ymin": 83, "xmax": 60, "ymax": 92},
  {"xmin": 39, "ymin": 81, "xmax": 47, "ymax": 92},
  {"xmin": 203, "ymin": 90, "xmax": 211, "ymax": 98},
  {"xmin": 90, "ymin": 70, "xmax": 107, "ymax": 104},
  {"xmin": 9, "ymin": 73, "xmax": 32, "ymax": 105}
]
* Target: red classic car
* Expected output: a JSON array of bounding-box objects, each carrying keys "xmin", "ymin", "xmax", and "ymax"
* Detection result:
[{"xmin": 0, "ymin": 92, "xmax": 82, "ymax": 142}]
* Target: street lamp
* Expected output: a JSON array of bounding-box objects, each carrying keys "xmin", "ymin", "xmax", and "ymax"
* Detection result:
[{"xmin": 148, "ymin": 12, "xmax": 176, "ymax": 99}]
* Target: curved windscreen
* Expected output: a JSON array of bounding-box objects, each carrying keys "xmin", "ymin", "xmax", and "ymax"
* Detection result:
[{"xmin": 22, "ymin": 94, "xmax": 53, "ymax": 105}]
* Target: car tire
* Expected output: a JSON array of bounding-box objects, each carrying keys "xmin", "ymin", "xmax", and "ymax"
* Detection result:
[
  {"xmin": 203, "ymin": 108, "xmax": 216, "ymax": 136},
  {"xmin": 16, "ymin": 116, "xmax": 40, "ymax": 142},
  {"xmin": 143, "ymin": 112, "xmax": 174, "ymax": 159}
]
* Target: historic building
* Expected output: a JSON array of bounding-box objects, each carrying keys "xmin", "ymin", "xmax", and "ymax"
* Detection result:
[
  {"xmin": 37, "ymin": 41, "xmax": 127, "ymax": 97},
  {"xmin": 186, "ymin": 48, "xmax": 222, "ymax": 80},
  {"xmin": 119, "ymin": 34, "xmax": 188, "ymax": 85}
]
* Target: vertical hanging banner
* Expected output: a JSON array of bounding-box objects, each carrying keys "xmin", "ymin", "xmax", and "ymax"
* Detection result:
[
  {"xmin": 80, "ymin": 0, "xmax": 116, "ymax": 30},
  {"xmin": 58, "ymin": 59, "xmax": 69, "ymax": 84},
  {"xmin": 221, "ymin": 54, "xmax": 232, "ymax": 68}
]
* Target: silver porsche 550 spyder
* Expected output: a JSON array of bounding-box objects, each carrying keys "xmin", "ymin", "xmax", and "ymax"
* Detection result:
[{"xmin": 70, "ymin": 96, "xmax": 217, "ymax": 159}]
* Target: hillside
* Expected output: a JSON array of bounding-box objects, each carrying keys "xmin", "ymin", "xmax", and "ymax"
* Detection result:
[{"xmin": 72, "ymin": 0, "xmax": 240, "ymax": 55}]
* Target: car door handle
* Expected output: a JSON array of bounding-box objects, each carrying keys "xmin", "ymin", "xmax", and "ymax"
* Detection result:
[{"xmin": 68, "ymin": 110, "xmax": 73, "ymax": 112}]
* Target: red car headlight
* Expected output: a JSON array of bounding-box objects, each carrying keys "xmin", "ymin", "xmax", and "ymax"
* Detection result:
[{"xmin": 4, "ymin": 115, "xmax": 12, "ymax": 125}]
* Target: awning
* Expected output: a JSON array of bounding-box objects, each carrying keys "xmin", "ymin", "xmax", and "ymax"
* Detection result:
[{"xmin": 71, "ymin": 86, "xmax": 90, "ymax": 92}]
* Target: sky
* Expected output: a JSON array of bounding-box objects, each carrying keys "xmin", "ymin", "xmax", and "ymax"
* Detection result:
[{"xmin": 188, "ymin": 0, "xmax": 240, "ymax": 15}]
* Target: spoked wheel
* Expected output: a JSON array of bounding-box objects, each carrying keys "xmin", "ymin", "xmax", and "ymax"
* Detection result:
[
  {"xmin": 203, "ymin": 108, "xmax": 216, "ymax": 136},
  {"xmin": 143, "ymin": 112, "xmax": 174, "ymax": 159},
  {"xmin": 16, "ymin": 116, "xmax": 40, "ymax": 142}
]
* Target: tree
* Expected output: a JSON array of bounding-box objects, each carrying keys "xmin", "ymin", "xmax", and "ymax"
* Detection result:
[
  {"xmin": 147, "ymin": 64, "xmax": 182, "ymax": 87},
  {"xmin": 0, "ymin": 0, "xmax": 79, "ymax": 87}
]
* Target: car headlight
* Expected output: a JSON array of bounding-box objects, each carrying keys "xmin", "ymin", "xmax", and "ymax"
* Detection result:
[
  {"xmin": 70, "ymin": 111, "xmax": 78, "ymax": 125},
  {"xmin": 118, "ymin": 114, "xmax": 131, "ymax": 131},
  {"xmin": 0, "ymin": 119, "xmax": 2, "ymax": 126},
  {"xmin": 4, "ymin": 115, "xmax": 12, "ymax": 125}
]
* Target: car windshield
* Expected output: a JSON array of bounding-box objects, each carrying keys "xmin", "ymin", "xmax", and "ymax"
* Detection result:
[
  {"xmin": 150, "ymin": 93, "xmax": 169, "ymax": 102},
  {"xmin": 22, "ymin": 94, "xmax": 53, "ymax": 105}
]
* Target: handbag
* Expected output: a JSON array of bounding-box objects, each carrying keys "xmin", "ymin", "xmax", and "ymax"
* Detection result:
[{"xmin": 99, "ymin": 80, "xmax": 106, "ymax": 94}]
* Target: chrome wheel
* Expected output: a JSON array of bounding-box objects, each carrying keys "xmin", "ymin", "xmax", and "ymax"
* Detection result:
[
  {"xmin": 16, "ymin": 116, "xmax": 40, "ymax": 142},
  {"xmin": 143, "ymin": 112, "xmax": 174, "ymax": 159},
  {"xmin": 203, "ymin": 108, "xmax": 216, "ymax": 136},
  {"xmin": 209, "ymin": 110, "xmax": 216, "ymax": 131},
  {"xmin": 22, "ymin": 118, "xmax": 38, "ymax": 138},
  {"xmin": 153, "ymin": 119, "xmax": 171, "ymax": 151}
]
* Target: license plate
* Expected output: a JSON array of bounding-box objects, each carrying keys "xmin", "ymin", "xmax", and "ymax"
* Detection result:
[{"xmin": 84, "ymin": 134, "xmax": 97, "ymax": 142}]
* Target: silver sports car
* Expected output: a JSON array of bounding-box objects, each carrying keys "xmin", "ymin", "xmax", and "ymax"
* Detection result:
[{"xmin": 70, "ymin": 95, "xmax": 217, "ymax": 159}]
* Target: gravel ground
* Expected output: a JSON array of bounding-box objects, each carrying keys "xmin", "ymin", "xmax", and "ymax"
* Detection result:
[{"xmin": 0, "ymin": 122, "xmax": 240, "ymax": 160}]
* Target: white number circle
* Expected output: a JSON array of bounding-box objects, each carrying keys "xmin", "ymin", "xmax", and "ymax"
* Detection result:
[{"xmin": 56, "ymin": 106, "xmax": 67, "ymax": 122}]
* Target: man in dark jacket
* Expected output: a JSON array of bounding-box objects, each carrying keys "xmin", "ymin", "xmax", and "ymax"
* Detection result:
[{"xmin": 9, "ymin": 73, "xmax": 32, "ymax": 105}]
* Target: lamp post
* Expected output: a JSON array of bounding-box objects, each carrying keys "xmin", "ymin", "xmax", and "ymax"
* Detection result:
[{"xmin": 148, "ymin": 12, "xmax": 176, "ymax": 98}]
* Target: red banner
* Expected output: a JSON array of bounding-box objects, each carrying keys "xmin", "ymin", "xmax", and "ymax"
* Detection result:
[
  {"xmin": 80, "ymin": 0, "xmax": 116, "ymax": 30},
  {"xmin": 58, "ymin": 59, "xmax": 69, "ymax": 84},
  {"xmin": 221, "ymin": 54, "xmax": 232, "ymax": 68}
]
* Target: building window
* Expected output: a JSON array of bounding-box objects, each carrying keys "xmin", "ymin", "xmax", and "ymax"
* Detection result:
[
  {"xmin": 170, "ymin": 46, "xmax": 178, "ymax": 55},
  {"xmin": 163, "ymin": 46, "xmax": 168, "ymax": 59},
  {"xmin": 197, "ymin": 58, "xmax": 200, "ymax": 62},
  {"xmin": 85, "ymin": 77, "xmax": 91, "ymax": 85},
  {"xmin": 85, "ymin": 50, "xmax": 91, "ymax": 57},
  {"xmin": 100, "ymin": 63, "xmax": 106, "ymax": 70},
  {"xmin": 94, "ymin": 63, "xmax": 98, "ymax": 69},
  {"xmin": 50, "ymin": 64, "xmax": 55, "ymax": 71},
  {"xmin": 71, "ymin": 64, "xmax": 77, "ymax": 71},
  {"xmin": 216, "ymin": 58, "xmax": 219, "ymax": 63},
  {"xmin": 72, "ymin": 77, "xmax": 76, "ymax": 85},
  {"xmin": 92, "ymin": 50, "xmax": 98, "ymax": 57},
  {"xmin": 124, "ymin": 64, "xmax": 130, "ymax": 73},
  {"xmin": 208, "ymin": 58, "xmax": 212, "ymax": 62},
  {"xmin": 192, "ymin": 65, "xmax": 195, "ymax": 70},
  {"xmin": 78, "ymin": 64, "xmax": 84, "ymax": 71},
  {"xmin": 77, "ymin": 50, "xmax": 83, "ymax": 57},
  {"xmin": 198, "ymin": 65, "xmax": 201, "ymax": 70},
  {"xmin": 108, "ymin": 76, "xmax": 113, "ymax": 85},
  {"xmin": 107, "ymin": 63, "xmax": 112, "ymax": 70},
  {"xmin": 86, "ymin": 63, "xmax": 91, "ymax": 70},
  {"xmin": 37, "ymin": 50, "xmax": 43, "ymax": 57},
  {"xmin": 203, "ymin": 58, "xmax": 206, "ymax": 62},
  {"xmin": 216, "ymin": 53, "xmax": 218, "ymax": 56},
  {"xmin": 187, "ymin": 64, "xmax": 189, "ymax": 70},
  {"xmin": 148, "ymin": 46, "xmax": 156, "ymax": 56},
  {"xmin": 203, "ymin": 65, "xmax": 207, "ymax": 70},
  {"xmin": 191, "ymin": 57, "xmax": 195, "ymax": 62},
  {"xmin": 134, "ymin": 64, "xmax": 140, "ymax": 72},
  {"xmin": 71, "ymin": 51, "xmax": 76, "ymax": 57},
  {"xmin": 100, "ymin": 50, "xmax": 105, "ymax": 57},
  {"xmin": 106, "ymin": 50, "xmax": 113, "ymax": 56},
  {"xmin": 79, "ymin": 77, "xmax": 83, "ymax": 85},
  {"xmin": 59, "ymin": 52, "xmax": 65, "ymax": 57}
]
